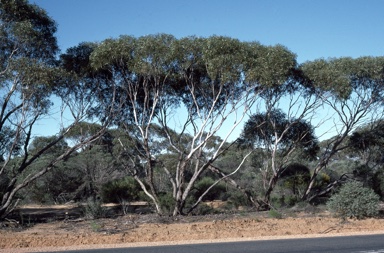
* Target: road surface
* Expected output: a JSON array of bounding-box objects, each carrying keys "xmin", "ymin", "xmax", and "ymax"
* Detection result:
[{"xmin": 49, "ymin": 234, "xmax": 384, "ymax": 253}]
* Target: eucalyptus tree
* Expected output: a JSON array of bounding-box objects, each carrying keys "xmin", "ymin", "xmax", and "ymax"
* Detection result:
[
  {"xmin": 239, "ymin": 109, "xmax": 318, "ymax": 208},
  {"xmin": 235, "ymin": 43, "xmax": 321, "ymax": 209},
  {"xmin": 0, "ymin": 0, "xmax": 116, "ymax": 219},
  {"xmin": 89, "ymin": 34, "xmax": 299, "ymax": 215},
  {"xmin": 301, "ymin": 57, "xmax": 384, "ymax": 201}
]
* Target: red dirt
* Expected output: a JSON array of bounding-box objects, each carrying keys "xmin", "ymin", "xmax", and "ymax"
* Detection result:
[{"xmin": 1, "ymin": 205, "xmax": 384, "ymax": 253}]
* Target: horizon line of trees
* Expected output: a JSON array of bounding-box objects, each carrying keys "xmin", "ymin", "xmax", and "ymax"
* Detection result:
[{"xmin": 0, "ymin": 0, "xmax": 383, "ymax": 219}]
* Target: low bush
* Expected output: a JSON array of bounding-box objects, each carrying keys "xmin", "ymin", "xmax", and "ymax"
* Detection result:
[
  {"xmin": 81, "ymin": 198, "xmax": 107, "ymax": 219},
  {"xmin": 227, "ymin": 191, "xmax": 251, "ymax": 208},
  {"xmin": 268, "ymin": 209, "xmax": 283, "ymax": 219},
  {"xmin": 192, "ymin": 203, "xmax": 216, "ymax": 215},
  {"xmin": 193, "ymin": 177, "xmax": 227, "ymax": 201},
  {"xmin": 101, "ymin": 176, "xmax": 142, "ymax": 203},
  {"xmin": 158, "ymin": 193, "xmax": 175, "ymax": 215},
  {"xmin": 327, "ymin": 181, "xmax": 380, "ymax": 219}
]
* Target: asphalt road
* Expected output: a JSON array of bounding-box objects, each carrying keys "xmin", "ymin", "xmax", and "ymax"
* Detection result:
[{"xmin": 47, "ymin": 234, "xmax": 384, "ymax": 253}]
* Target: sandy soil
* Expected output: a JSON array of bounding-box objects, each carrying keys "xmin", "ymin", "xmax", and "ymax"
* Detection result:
[{"xmin": 1, "ymin": 205, "xmax": 384, "ymax": 253}]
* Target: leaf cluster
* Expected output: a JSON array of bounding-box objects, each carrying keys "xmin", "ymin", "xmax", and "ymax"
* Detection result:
[
  {"xmin": 0, "ymin": 0, "xmax": 58, "ymax": 63},
  {"xmin": 300, "ymin": 57, "xmax": 384, "ymax": 99}
]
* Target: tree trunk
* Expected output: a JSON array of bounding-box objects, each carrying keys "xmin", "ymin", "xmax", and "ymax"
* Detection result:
[{"xmin": 263, "ymin": 173, "xmax": 279, "ymax": 207}]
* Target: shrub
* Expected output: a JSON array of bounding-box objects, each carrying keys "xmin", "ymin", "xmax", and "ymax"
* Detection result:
[
  {"xmin": 280, "ymin": 163, "xmax": 310, "ymax": 198},
  {"xmin": 101, "ymin": 176, "xmax": 142, "ymax": 203},
  {"xmin": 327, "ymin": 181, "xmax": 380, "ymax": 219},
  {"xmin": 82, "ymin": 198, "xmax": 107, "ymax": 219},
  {"xmin": 158, "ymin": 192, "xmax": 175, "ymax": 215},
  {"xmin": 193, "ymin": 177, "xmax": 227, "ymax": 201},
  {"xmin": 227, "ymin": 191, "xmax": 250, "ymax": 208},
  {"xmin": 373, "ymin": 167, "xmax": 384, "ymax": 200},
  {"xmin": 284, "ymin": 195, "xmax": 299, "ymax": 207},
  {"xmin": 268, "ymin": 209, "xmax": 283, "ymax": 219},
  {"xmin": 192, "ymin": 203, "xmax": 216, "ymax": 215}
]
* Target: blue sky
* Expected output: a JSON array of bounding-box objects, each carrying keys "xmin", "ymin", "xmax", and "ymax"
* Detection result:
[
  {"xmin": 30, "ymin": 0, "xmax": 384, "ymax": 140},
  {"xmin": 33, "ymin": 0, "xmax": 384, "ymax": 64}
]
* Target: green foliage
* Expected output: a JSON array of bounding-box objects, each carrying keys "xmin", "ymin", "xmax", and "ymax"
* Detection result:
[
  {"xmin": 20, "ymin": 155, "xmax": 83, "ymax": 204},
  {"xmin": 268, "ymin": 209, "xmax": 283, "ymax": 219},
  {"xmin": 0, "ymin": 175, "xmax": 9, "ymax": 201},
  {"xmin": 327, "ymin": 181, "xmax": 380, "ymax": 219},
  {"xmin": 244, "ymin": 42, "xmax": 297, "ymax": 87},
  {"xmin": 227, "ymin": 191, "xmax": 251, "ymax": 208},
  {"xmin": 312, "ymin": 170, "xmax": 338, "ymax": 192},
  {"xmin": 89, "ymin": 221, "xmax": 103, "ymax": 232},
  {"xmin": 28, "ymin": 136, "xmax": 69, "ymax": 156},
  {"xmin": 81, "ymin": 198, "xmax": 107, "ymax": 220},
  {"xmin": 158, "ymin": 193, "xmax": 175, "ymax": 215},
  {"xmin": 0, "ymin": 0, "xmax": 58, "ymax": 62},
  {"xmin": 192, "ymin": 203, "xmax": 216, "ymax": 215},
  {"xmin": 89, "ymin": 34, "xmax": 300, "ymax": 126},
  {"xmin": 0, "ymin": 126, "xmax": 19, "ymax": 159},
  {"xmin": 349, "ymin": 120, "xmax": 384, "ymax": 167},
  {"xmin": 193, "ymin": 177, "xmax": 227, "ymax": 201},
  {"xmin": 202, "ymin": 36, "xmax": 245, "ymax": 84},
  {"xmin": 301, "ymin": 56, "xmax": 384, "ymax": 99},
  {"xmin": 327, "ymin": 159, "xmax": 355, "ymax": 176},
  {"xmin": 372, "ymin": 167, "xmax": 384, "ymax": 200},
  {"xmin": 301, "ymin": 58, "xmax": 352, "ymax": 98},
  {"xmin": 101, "ymin": 177, "xmax": 142, "ymax": 203},
  {"xmin": 239, "ymin": 109, "xmax": 319, "ymax": 159},
  {"xmin": 284, "ymin": 195, "xmax": 299, "ymax": 207},
  {"xmin": 280, "ymin": 163, "xmax": 311, "ymax": 197},
  {"xmin": 352, "ymin": 164, "xmax": 375, "ymax": 187}
]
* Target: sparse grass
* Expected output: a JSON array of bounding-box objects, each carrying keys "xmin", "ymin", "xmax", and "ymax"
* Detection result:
[
  {"xmin": 268, "ymin": 209, "xmax": 283, "ymax": 219},
  {"xmin": 90, "ymin": 221, "xmax": 103, "ymax": 232}
]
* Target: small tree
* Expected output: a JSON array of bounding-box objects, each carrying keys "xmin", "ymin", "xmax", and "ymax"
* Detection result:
[
  {"xmin": 239, "ymin": 109, "xmax": 318, "ymax": 208},
  {"xmin": 327, "ymin": 181, "xmax": 380, "ymax": 219}
]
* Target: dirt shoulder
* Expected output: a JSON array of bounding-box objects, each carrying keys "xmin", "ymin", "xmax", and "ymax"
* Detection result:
[{"xmin": 1, "ymin": 208, "xmax": 384, "ymax": 253}]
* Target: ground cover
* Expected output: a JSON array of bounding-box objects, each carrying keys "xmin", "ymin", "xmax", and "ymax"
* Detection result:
[{"xmin": 1, "ymin": 204, "xmax": 384, "ymax": 253}]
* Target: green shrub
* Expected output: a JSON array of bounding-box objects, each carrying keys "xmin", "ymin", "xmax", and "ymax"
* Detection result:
[
  {"xmin": 82, "ymin": 198, "xmax": 107, "ymax": 219},
  {"xmin": 327, "ymin": 181, "xmax": 380, "ymax": 219},
  {"xmin": 227, "ymin": 191, "xmax": 250, "ymax": 208},
  {"xmin": 270, "ymin": 196, "xmax": 284, "ymax": 208},
  {"xmin": 101, "ymin": 177, "xmax": 141, "ymax": 203},
  {"xmin": 158, "ymin": 192, "xmax": 175, "ymax": 215},
  {"xmin": 373, "ymin": 167, "xmax": 384, "ymax": 200},
  {"xmin": 284, "ymin": 195, "xmax": 299, "ymax": 207},
  {"xmin": 193, "ymin": 177, "xmax": 227, "ymax": 201},
  {"xmin": 192, "ymin": 203, "xmax": 216, "ymax": 215},
  {"xmin": 268, "ymin": 209, "xmax": 283, "ymax": 219}
]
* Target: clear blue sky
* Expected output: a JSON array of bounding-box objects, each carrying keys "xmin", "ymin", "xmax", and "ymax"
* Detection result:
[
  {"xmin": 30, "ymin": 0, "xmax": 384, "ymax": 140},
  {"xmin": 33, "ymin": 0, "xmax": 384, "ymax": 63}
]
